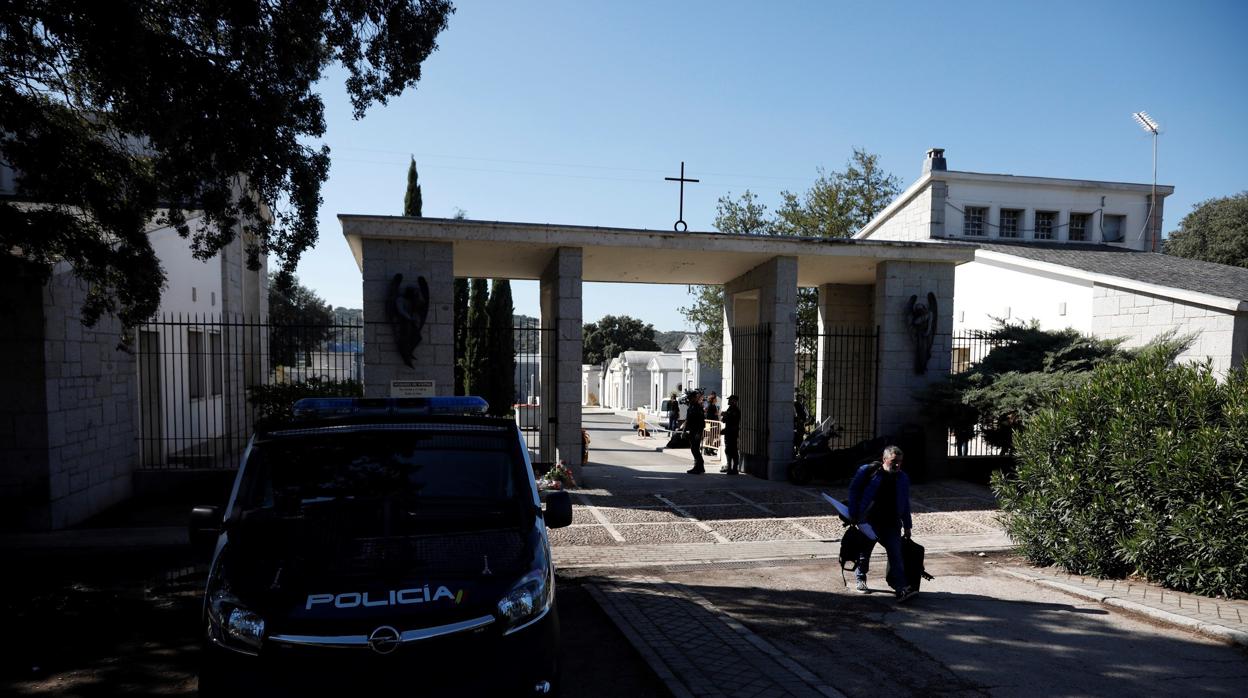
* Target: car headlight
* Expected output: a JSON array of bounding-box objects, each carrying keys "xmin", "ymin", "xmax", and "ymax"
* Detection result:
[
  {"xmin": 205, "ymin": 560, "xmax": 266, "ymax": 655},
  {"xmin": 497, "ymin": 565, "xmax": 553, "ymax": 635}
]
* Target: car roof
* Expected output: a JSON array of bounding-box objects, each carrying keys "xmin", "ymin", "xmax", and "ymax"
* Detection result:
[{"xmin": 255, "ymin": 413, "xmax": 519, "ymax": 441}]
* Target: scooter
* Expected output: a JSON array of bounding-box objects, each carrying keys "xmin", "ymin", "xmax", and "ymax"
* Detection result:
[{"xmin": 788, "ymin": 418, "xmax": 890, "ymax": 485}]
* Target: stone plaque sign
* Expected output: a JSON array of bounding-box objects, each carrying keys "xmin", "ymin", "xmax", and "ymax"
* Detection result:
[{"xmin": 390, "ymin": 380, "xmax": 436, "ymax": 398}]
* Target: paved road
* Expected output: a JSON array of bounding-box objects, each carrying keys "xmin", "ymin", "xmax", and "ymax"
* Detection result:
[{"xmin": 563, "ymin": 410, "xmax": 1248, "ymax": 697}]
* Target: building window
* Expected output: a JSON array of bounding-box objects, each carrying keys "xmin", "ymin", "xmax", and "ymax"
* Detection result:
[
  {"xmin": 1069, "ymin": 213, "xmax": 1090, "ymax": 242},
  {"xmin": 209, "ymin": 332, "xmax": 223, "ymax": 396},
  {"xmin": 1035, "ymin": 211, "xmax": 1057, "ymax": 240},
  {"xmin": 963, "ymin": 206, "xmax": 987, "ymax": 236},
  {"xmin": 1102, "ymin": 214, "xmax": 1125, "ymax": 242},
  {"xmin": 188, "ymin": 330, "xmax": 205, "ymax": 399},
  {"xmin": 999, "ymin": 209, "xmax": 1022, "ymax": 238}
]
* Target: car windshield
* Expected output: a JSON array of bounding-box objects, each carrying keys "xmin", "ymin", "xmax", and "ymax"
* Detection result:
[{"xmin": 238, "ymin": 427, "xmax": 524, "ymax": 514}]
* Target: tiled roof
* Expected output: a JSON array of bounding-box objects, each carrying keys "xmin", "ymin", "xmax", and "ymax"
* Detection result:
[{"xmin": 970, "ymin": 241, "xmax": 1248, "ymax": 303}]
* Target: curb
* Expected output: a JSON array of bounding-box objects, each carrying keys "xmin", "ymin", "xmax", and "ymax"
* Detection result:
[
  {"xmin": 585, "ymin": 583, "xmax": 695, "ymax": 698},
  {"xmin": 1000, "ymin": 569, "xmax": 1248, "ymax": 648}
]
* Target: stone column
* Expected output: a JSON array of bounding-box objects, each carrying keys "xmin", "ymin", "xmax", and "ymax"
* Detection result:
[
  {"xmin": 723, "ymin": 256, "xmax": 797, "ymax": 481},
  {"xmin": 360, "ymin": 239, "xmax": 454, "ymax": 397},
  {"xmin": 539, "ymin": 247, "xmax": 583, "ymax": 480},
  {"xmin": 872, "ymin": 260, "xmax": 956, "ymax": 479},
  {"xmin": 815, "ymin": 284, "xmax": 874, "ymax": 434}
]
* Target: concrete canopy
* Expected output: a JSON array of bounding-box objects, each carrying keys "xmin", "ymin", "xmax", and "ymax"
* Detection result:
[{"xmin": 340, "ymin": 216, "xmax": 975, "ymax": 287}]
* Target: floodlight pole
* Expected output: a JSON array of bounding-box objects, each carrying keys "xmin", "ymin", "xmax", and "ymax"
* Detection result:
[{"xmin": 1151, "ymin": 129, "xmax": 1158, "ymax": 252}]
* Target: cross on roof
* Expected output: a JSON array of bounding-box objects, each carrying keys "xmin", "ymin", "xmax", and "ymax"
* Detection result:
[{"xmin": 664, "ymin": 161, "xmax": 699, "ymax": 232}]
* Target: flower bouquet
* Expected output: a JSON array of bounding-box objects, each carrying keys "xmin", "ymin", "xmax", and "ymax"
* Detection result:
[{"xmin": 537, "ymin": 460, "xmax": 577, "ymax": 491}]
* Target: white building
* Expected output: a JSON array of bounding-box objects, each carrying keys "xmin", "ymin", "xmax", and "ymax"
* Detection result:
[
  {"xmin": 679, "ymin": 335, "xmax": 722, "ymax": 397},
  {"xmin": 856, "ymin": 149, "xmax": 1248, "ymax": 375},
  {"xmin": 646, "ymin": 354, "xmax": 682, "ymax": 410},
  {"xmin": 581, "ymin": 364, "xmax": 602, "ymax": 406}
]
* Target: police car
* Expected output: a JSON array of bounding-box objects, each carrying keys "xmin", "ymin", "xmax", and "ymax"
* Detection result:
[{"xmin": 190, "ymin": 397, "xmax": 573, "ymax": 696}]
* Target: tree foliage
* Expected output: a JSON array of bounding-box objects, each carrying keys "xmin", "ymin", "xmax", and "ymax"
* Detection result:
[
  {"xmin": 485, "ymin": 279, "xmax": 514, "ymax": 415},
  {"xmin": 453, "ymin": 277, "xmax": 468, "ymax": 395},
  {"xmin": 404, "ymin": 157, "xmax": 423, "ymax": 217},
  {"xmin": 267, "ymin": 272, "xmax": 333, "ymax": 367},
  {"xmin": 680, "ymin": 149, "xmax": 898, "ymax": 367},
  {"xmin": 918, "ymin": 322, "xmax": 1187, "ymax": 453},
  {"xmin": 995, "ymin": 348, "xmax": 1248, "ymax": 598},
  {"xmin": 0, "ymin": 1, "xmax": 454, "ymax": 332},
  {"xmin": 582, "ymin": 315, "xmax": 660, "ymax": 366},
  {"xmin": 464, "ymin": 278, "xmax": 488, "ymax": 395},
  {"xmin": 1163, "ymin": 192, "xmax": 1248, "ymax": 269}
]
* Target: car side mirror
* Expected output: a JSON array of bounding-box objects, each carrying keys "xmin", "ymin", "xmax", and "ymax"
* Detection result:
[
  {"xmin": 189, "ymin": 505, "xmax": 223, "ymax": 558},
  {"xmin": 543, "ymin": 491, "xmax": 572, "ymax": 529}
]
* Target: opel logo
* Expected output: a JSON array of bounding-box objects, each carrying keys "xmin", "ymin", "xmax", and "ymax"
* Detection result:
[{"xmin": 368, "ymin": 625, "xmax": 402, "ymax": 655}]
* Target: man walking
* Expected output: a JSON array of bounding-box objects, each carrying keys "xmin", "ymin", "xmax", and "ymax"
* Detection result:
[
  {"xmin": 719, "ymin": 394, "xmax": 741, "ymax": 475},
  {"xmin": 684, "ymin": 389, "xmax": 705, "ymax": 474},
  {"xmin": 847, "ymin": 445, "xmax": 916, "ymax": 602}
]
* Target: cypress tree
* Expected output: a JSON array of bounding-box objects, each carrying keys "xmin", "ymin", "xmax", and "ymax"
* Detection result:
[
  {"xmin": 403, "ymin": 157, "xmax": 423, "ymax": 216},
  {"xmin": 453, "ymin": 277, "xmax": 469, "ymax": 395},
  {"xmin": 486, "ymin": 280, "xmax": 515, "ymax": 415},
  {"xmin": 464, "ymin": 278, "xmax": 489, "ymax": 397}
]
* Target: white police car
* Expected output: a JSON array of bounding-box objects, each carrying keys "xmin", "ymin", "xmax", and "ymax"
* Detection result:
[{"xmin": 190, "ymin": 397, "xmax": 573, "ymax": 696}]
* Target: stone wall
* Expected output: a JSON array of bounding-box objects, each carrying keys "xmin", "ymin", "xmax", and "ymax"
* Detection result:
[
  {"xmin": 873, "ymin": 260, "xmax": 956, "ymax": 479},
  {"xmin": 724, "ymin": 256, "xmax": 798, "ymax": 481},
  {"xmin": 360, "ymin": 239, "xmax": 455, "ymax": 396},
  {"xmin": 0, "ymin": 260, "xmax": 52, "ymax": 530},
  {"xmin": 539, "ymin": 248, "xmax": 583, "ymax": 476},
  {"xmin": 860, "ymin": 182, "xmax": 944, "ymax": 242},
  {"xmin": 32, "ymin": 265, "xmax": 137, "ymax": 529},
  {"xmin": 1092, "ymin": 285, "xmax": 1248, "ymax": 376}
]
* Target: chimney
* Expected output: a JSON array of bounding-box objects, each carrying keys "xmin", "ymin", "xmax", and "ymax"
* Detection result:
[{"xmin": 923, "ymin": 148, "xmax": 947, "ymax": 175}]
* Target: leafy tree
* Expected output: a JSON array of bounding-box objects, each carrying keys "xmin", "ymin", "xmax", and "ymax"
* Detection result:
[
  {"xmin": 713, "ymin": 190, "xmax": 774, "ymax": 235},
  {"xmin": 995, "ymin": 348, "xmax": 1248, "ymax": 598},
  {"xmin": 582, "ymin": 315, "xmax": 660, "ymax": 365},
  {"xmin": 268, "ymin": 272, "xmax": 333, "ymax": 367},
  {"xmin": 1163, "ymin": 192, "xmax": 1248, "ymax": 268},
  {"xmin": 485, "ymin": 279, "xmax": 514, "ymax": 415},
  {"xmin": 464, "ymin": 278, "xmax": 489, "ymax": 395},
  {"xmin": 0, "ymin": 1, "xmax": 454, "ymax": 332},
  {"xmin": 918, "ymin": 322, "xmax": 1186, "ymax": 453},
  {"xmin": 773, "ymin": 149, "xmax": 901, "ymax": 238},
  {"xmin": 404, "ymin": 157, "xmax": 423, "ymax": 217},
  {"xmin": 679, "ymin": 285, "xmax": 724, "ymax": 367}
]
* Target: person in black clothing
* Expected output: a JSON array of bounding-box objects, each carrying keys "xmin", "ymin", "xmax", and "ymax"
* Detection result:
[
  {"xmin": 847, "ymin": 445, "xmax": 915, "ymax": 602},
  {"xmin": 719, "ymin": 394, "xmax": 741, "ymax": 475},
  {"xmin": 705, "ymin": 393, "xmax": 719, "ymax": 421},
  {"xmin": 683, "ymin": 390, "xmax": 706, "ymax": 474}
]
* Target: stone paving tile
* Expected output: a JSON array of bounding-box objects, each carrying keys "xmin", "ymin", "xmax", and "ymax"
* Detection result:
[
  {"xmin": 733, "ymin": 489, "xmax": 830, "ymax": 505},
  {"xmin": 682, "ymin": 504, "xmax": 773, "ymax": 521},
  {"xmin": 602, "ymin": 506, "xmax": 687, "ymax": 524},
  {"xmin": 911, "ymin": 496, "xmax": 996, "ymax": 512},
  {"xmin": 547, "ymin": 525, "xmax": 620, "ymax": 547},
  {"xmin": 1003, "ymin": 566, "xmax": 1248, "ymax": 647},
  {"xmin": 618, "ymin": 523, "xmax": 721, "ymax": 544},
  {"xmin": 911, "ymin": 511, "xmax": 992, "ymax": 536},
  {"xmin": 571, "ymin": 506, "xmax": 600, "ymax": 525},
  {"xmin": 663, "ymin": 490, "xmax": 749, "ymax": 506},
  {"xmin": 579, "ymin": 493, "xmax": 666, "ymax": 508},
  {"xmin": 589, "ymin": 575, "xmax": 844, "ymax": 698},
  {"xmin": 714, "ymin": 520, "xmax": 815, "ymax": 543},
  {"xmin": 768, "ymin": 502, "xmax": 835, "ymax": 518}
]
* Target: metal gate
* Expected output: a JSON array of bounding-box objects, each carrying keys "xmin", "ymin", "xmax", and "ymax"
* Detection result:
[
  {"xmin": 729, "ymin": 324, "xmax": 771, "ymax": 473},
  {"xmin": 795, "ymin": 326, "xmax": 879, "ymax": 448},
  {"xmin": 136, "ymin": 315, "xmax": 552, "ymax": 468}
]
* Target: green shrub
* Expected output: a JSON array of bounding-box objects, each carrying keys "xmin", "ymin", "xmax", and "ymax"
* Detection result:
[
  {"xmin": 248, "ymin": 378, "xmax": 363, "ymax": 427},
  {"xmin": 994, "ymin": 347, "xmax": 1248, "ymax": 598}
]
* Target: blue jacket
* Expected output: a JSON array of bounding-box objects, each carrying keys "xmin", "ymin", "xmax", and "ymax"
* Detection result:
[{"xmin": 847, "ymin": 462, "xmax": 912, "ymax": 530}]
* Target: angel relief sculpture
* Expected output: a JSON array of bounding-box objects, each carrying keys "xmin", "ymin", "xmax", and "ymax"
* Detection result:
[
  {"xmin": 907, "ymin": 292, "xmax": 937, "ymax": 374},
  {"xmin": 386, "ymin": 273, "xmax": 430, "ymax": 368}
]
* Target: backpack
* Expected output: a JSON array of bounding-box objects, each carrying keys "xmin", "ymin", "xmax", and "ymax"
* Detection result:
[{"xmin": 838, "ymin": 524, "xmax": 874, "ymax": 586}]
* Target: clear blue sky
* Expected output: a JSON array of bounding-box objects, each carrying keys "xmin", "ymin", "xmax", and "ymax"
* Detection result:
[{"xmin": 297, "ymin": 0, "xmax": 1248, "ymax": 331}]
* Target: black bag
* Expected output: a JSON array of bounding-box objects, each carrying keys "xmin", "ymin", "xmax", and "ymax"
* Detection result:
[
  {"xmin": 893, "ymin": 537, "xmax": 935, "ymax": 592},
  {"xmin": 838, "ymin": 525, "xmax": 874, "ymax": 586},
  {"xmin": 665, "ymin": 432, "xmax": 690, "ymax": 449}
]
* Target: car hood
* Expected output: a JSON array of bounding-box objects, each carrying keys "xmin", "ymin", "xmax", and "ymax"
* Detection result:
[{"xmin": 218, "ymin": 518, "xmax": 544, "ymax": 636}]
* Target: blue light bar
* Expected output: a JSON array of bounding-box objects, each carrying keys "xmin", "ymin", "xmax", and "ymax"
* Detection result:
[{"xmin": 291, "ymin": 396, "xmax": 490, "ymax": 418}]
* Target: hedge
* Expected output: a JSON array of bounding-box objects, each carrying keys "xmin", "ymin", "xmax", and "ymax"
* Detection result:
[
  {"xmin": 993, "ymin": 346, "xmax": 1248, "ymax": 599},
  {"xmin": 247, "ymin": 378, "xmax": 363, "ymax": 427}
]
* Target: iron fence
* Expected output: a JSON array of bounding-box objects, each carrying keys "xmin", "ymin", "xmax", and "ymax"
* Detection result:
[
  {"xmin": 729, "ymin": 324, "xmax": 770, "ymax": 475},
  {"xmin": 136, "ymin": 314, "xmax": 553, "ymax": 469},
  {"xmin": 795, "ymin": 326, "xmax": 879, "ymax": 449},
  {"xmin": 947, "ymin": 329, "xmax": 1011, "ymax": 457}
]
